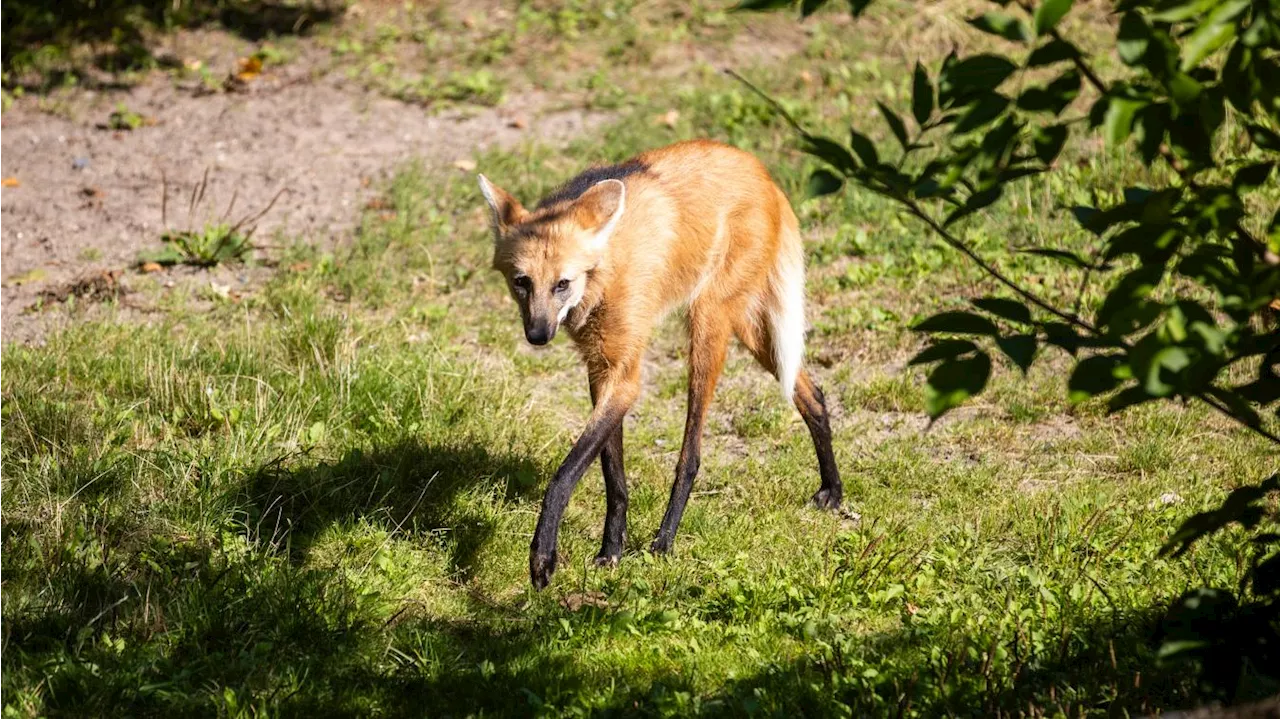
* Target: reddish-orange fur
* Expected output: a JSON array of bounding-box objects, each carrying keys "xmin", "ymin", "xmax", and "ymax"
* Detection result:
[{"xmin": 479, "ymin": 140, "xmax": 842, "ymax": 588}]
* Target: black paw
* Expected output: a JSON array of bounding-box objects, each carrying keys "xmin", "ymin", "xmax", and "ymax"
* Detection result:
[
  {"xmin": 649, "ymin": 535, "xmax": 673, "ymax": 555},
  {"xmin": 593, "ymin": 553, "xmax": 620, "ymax": 568},
  {"xmin": 530, "ymin": 551, "xmax": 557, "ymax": 590},
  {"xmin": 811, "ymin": 487, "xmax": 842, "ymax": 511}
]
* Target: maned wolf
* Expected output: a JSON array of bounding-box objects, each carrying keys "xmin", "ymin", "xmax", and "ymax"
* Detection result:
[{"xmin": 478, "ymin": 140, "xmax": 843, "ymax": 589}]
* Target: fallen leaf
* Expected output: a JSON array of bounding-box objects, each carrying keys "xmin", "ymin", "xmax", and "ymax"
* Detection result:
[
  {"xmin": 905, "ymin": 602, "xmax": 920, "ymax": 616},
  {"xmin": 184, "ymin": 58, "xmax": 204, "ymax": 72},
  {"xmin": 209, "ymin": 281, "xmax": 231, "ymax": 299},
  {"xmin": 453, "ymin": 158, "xmax": 478, "ymax": 172},
  {"xmin": 509, "ymin": 116, "xmax": 528, "ymax": 129},
  {"xmin": 2, "ymin": 177, "xmax": 20, "ymax": 188},
  {"xmin": 365, "ymin": 197, "xmax": 390, "ymax": 210},
  {"xmin": 140, "ymin": 262, "xmax": 163, "ymax": 273},
  {"xmin": 6, "ymin": 268, "xmax": 46, "ymax": 286},
  {"xmin": 81, "ymin": 186, "xmax": 104, "ymax": 198},
  {"xmin": 799, "ymin": 70, "xmax": 815, "ymax": 85},
  {"xmin": 658, "ymin": 109, "xmax": 680, "ymax": 128},
  {"xmin": 235, "ymin": 56, "xmax": 263, "ymax": 82},
  {"xmin": 288, "ymin": 261, "xmax": 312, "ymax": 272}
]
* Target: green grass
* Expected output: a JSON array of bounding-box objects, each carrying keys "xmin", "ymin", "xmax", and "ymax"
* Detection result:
[{"xmin": 4, "ymin": 2, "xmax": 1279, "ymax": 716}]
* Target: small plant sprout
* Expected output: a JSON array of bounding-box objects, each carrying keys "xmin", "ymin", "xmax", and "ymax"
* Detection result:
[{"xmin": 138, "ymin": 168, "xmax": 287, "ymax": 269}]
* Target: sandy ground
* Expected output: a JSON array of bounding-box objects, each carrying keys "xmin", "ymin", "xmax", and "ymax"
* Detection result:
[{"xmin": 0, "ymin": 42, "xmax": 607, "ymax": 345}]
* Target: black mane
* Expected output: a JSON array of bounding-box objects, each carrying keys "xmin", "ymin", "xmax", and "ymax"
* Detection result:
[{"xmin": 536, "ymin": 160, "xmax": 649, "ymax": 208}]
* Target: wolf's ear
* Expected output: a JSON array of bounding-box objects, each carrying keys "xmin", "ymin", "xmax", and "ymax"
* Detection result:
[
  {"xmin": 574, "ymin": 179, "xmax": 626, "ymax": 252},
  {"xmin": 477, "ymin": 174, "xmax": 525, "ymax": 232}
]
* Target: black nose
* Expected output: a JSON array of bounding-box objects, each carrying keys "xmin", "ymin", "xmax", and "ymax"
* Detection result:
[{"xmin": 526, "ymin": 324, "xmax": 552, "ymax": 345}]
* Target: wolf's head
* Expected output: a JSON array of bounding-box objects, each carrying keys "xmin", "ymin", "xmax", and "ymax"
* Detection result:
[{"xmin": 477, "ymin": 174, "xmax": 625, "ymax": 345}]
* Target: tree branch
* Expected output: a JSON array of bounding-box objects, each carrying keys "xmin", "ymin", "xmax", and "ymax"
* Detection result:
[
  {"xmin": 1196, "ymin": 390, "xmax": 1280, "ymax": 445},
  {"xmin": 903, "ymin": 201, "xmax": 1102, "ymax": 335}
]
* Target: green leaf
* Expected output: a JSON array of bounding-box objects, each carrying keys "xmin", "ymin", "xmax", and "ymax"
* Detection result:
[
  {"xmin": 1247, "ymin": 123, "xmax": 1280, "ymax": 151},
  {"xmin": 908, "ymin": 339, "xmax": 979, "ymax": 365},
  {"xmin": 1104, "ymin": 97, "xmax": 1144, "ymax": 146},
  {"xmin": 1108, "ymin": 386, "xmax": 1153, "ymax": 414},
  {"xmin": 1133, "ymin": 103, "xmax": 1169, "ymax": 165},
  {"xmin": 912, "ymin": 311, "xmax": 1000, "ymax": 335},
  {"xmin": 1223, "ymin": 42, "xmax": 1260, "ymax": 114},
  {"xmin": 1088, "ymin": 95, "xmax": 1110, "ymax": 129},
  {"xmin": 1034, "ymin": 0, "xmax": 1073, "ymax": 36},
  {"xmin": 1068, "ymin": 355, "xmax": 1125, "ymax": 402},
  {"xmin": 996, "ymin": 334, "xmax": 1038, "ymax": 373},
  {"xmin": 912, "ymin": 62, "xmax": 934, "ymax": 125},
  {"xmin": 1180, "ymin": 0, "xmax": 1250, "ymax": 70},
  {"xmin": 1105, "ymin": 226, "xmax": 1183, "ymax": 262},
  {"xmin": 973, "ymin": 297, "xmax": 1032, "ymax": 324},
  {"xmin": 924, "ymin": 352, "xmax": 992, "ymax": 418},
  {"xmin": 1016, "ymin": 70, "xmax": 1081, "ymax": 115},
  {"xmin": 848, "ymin": 0, "xmax": 872, "ymax": 17},
  {"xmin": 1027, "ymin": 38, "xmax": 1079, "ymax": 67},
  {"xmin": 967, "ymin": 12, "xmax": 1030, "ymax": 42},
  {"xmin": 999, "ymin": 166, "xmax": 1046, "ymax": 184},
  {"xmin": 1148, "ymin": 0, "xmax": 1211, "ymax": 23},
  {"xmin": 1241, "ymin": 10, "xmax": 1273, "ymax": 46},
  {"xmin": 944, "ymin": 186, "xmax": 1003, "ymax": 226},
  {"xmin": 137, "ymin": 246, "xmax": 186, "ymax": 266},
  {"xmin": 801, "ymin": 134, "xmax": 858, "ymax": 173},
  {"xmin": 1181, "ymin": 22, "xmax": 1236, "ymax": 70},
  {"xmin": 1167, "ymin": 73, "xmax": 1203, "ymax": 107},
  {"xmin": 955, "ymin": 93, "xmax": 1010, "ymax": 133},
  {"xmin": 807, "ymin": 169, "xmax": 844, "ymax": 198},
  {"xmin": 877, "ymin": 102, "xmax": 909, "ymax": 150},
  {"xmin": 1033, "ymin": 124, "xmax": 1069, "ymax": 164},
  {"xmin": 307, "ymin": 421, "xmax": 326, "ymax": 444},
  {"xmin": 1116, "ymin": 13, "xmax": 1151, "ymax": 66},
  {"xmin": 1097, "ymin": 264, "xmax": 1165, "ymax": 332},
  {"xmin": 1132, "ymin": 341, "xmax": 1190, "ymax": 397},
  {"xmin": 941, "ymin": 55, "xmax": 1018, "ymax": 102},
  {"xmin": 848, "ymin": 128, "xmax": 879, "ymax": 166},
  {"xmin": 1233, "ymin": 162, "xmax": 1274, "ymax": 192},
  {"xmin": 731, "ymin": 0, "xmax": 795, "ymax": 11},
  {"xmin": 1021, "ymin": 247, "xmax": 1098, "ymax": 269}
]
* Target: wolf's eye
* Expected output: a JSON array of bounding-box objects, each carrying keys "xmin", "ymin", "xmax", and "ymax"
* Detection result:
[
  {"xmin": 555, "ymin": 278, "xmax": 571, "ymax": 293},
  {"xmin": 512, "ymin": 276, "xmax": 532, "ymax": 292}
]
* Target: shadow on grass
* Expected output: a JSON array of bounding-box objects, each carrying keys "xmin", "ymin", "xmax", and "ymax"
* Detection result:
[
  {"xmin": 1, "ymin": 525, "xmax": 1240, "ymax": 718},
  {"xmin": 2, "ymin": 0, "xmax": 344, "ymax": 90},
  {"xmin": 238, "ymin": 438, "xmax": 544, "ymax": 577},
  {"xmin": 0, "ymin": 441, "xmax": 1249, "ymax": 716}
]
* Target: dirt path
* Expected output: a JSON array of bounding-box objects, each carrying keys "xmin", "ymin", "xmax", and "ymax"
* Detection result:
[{"xmin": 1, "ymin": 47, "xmax": 606, "ymax": 345}]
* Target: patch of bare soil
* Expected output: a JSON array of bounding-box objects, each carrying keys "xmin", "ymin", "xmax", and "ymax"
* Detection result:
[{"xmin": 1, "ymin": 41, "xmax": 608, "ymax": 345}]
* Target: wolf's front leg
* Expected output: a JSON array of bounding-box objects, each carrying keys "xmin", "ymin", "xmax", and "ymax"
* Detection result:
[
  {"xmin": 595, "ymin": 423, "xmax": 627, "ymax": 566},
  {"xmin": 529, "ymin": 361, "xmax": 640, "ymax": 589}
]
